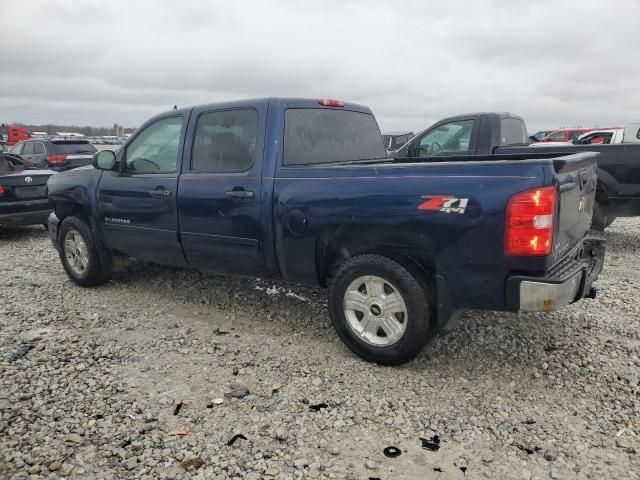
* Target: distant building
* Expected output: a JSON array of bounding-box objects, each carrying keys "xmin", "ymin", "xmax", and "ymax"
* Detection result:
[{"xmin": 113, "ymin": 123, "xmax": 124, "ymax": 137}]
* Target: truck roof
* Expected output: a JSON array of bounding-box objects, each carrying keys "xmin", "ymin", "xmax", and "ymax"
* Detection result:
[
  {"xmin": 439, "ymin": 111, "xmax": 523, "ymax": 121},
  {"xmin": 152, "ymin": 97, "xmax": 374, "ymax": 122}
]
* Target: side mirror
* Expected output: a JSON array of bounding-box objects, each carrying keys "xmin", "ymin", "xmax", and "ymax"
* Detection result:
[{"xmin": 92, "ymin": 150, "xmax": 117, "ymax": 171}]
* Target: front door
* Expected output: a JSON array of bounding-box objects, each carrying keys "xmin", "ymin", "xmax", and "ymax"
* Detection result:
[
  {"xmin": 97, "ymin": 114, "xmax": 187, "ymax": 266},
  {"xmin": 178, "ymin": 106, "xmax": 265, "ymax": 276}
]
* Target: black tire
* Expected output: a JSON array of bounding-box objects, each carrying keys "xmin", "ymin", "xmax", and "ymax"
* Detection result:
[
  {"xmin": 57, "ymin": 216, "xmax": 112, "ymax": 287},
  {"xmin": 592, "ymin": 202, "xmax": 615, "ymax": 231},
  {"xmin": 329, "ymin": 254, "xmax": 433, "ymax": 365}
]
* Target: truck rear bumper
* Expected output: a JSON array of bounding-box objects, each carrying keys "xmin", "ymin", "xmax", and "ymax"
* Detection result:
[{"xmin": 505, "ymin": 233, "xmax": 605, "ymax": 312}]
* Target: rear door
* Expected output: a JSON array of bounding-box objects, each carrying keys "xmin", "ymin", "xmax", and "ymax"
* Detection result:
[
  {"xmin": 19, "ymin": 142, "xmax": 35, "ymax": 163},
  {"xmin": 32, "ymin": 142, "xmax": 47, "ymax": 168},
  {"xmin": 97, "ymin": 114, "xmax": 187, "ymax": 266},
  {"xmin": 178, "ymin": 105, "xmax": 266, "ymax": 276}
]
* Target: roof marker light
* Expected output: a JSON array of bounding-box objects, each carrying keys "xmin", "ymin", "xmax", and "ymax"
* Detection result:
[{"xmin": 317, "ymin": 98, "xmax": 345, "ymax": 107}]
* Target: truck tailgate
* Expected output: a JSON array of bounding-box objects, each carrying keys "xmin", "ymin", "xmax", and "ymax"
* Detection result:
[{"xmin": 552, "ymin": 153, "xmax": 598, "ymax": 262}]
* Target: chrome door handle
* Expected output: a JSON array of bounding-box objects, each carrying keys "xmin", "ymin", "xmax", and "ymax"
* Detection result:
[
  {"xmin": 225, "ymin": 189, "xmax": 254, "ymax": 199},
  {"xmin": 149, "ymin": 188, "xmax": 172, "ymax": 198}
]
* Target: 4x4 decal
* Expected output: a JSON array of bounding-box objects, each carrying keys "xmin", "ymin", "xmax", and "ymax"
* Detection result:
[{"xmin": 418, "ymin": 195, "xmax": 469, "ymax": 214}]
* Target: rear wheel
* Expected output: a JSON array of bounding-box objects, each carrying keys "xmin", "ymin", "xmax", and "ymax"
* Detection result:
[
  {"xmin": 329, "ymin": 254, "xmax": 433, "ymax": 365},
  {"xmin": 58, "ymin": 216, "xmax": 111, "ymax": 287}
]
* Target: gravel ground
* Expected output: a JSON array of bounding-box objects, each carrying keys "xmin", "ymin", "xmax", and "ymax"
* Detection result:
[{"xmin": 1, "ymin": 219, "xmax": 638, "ymax": 480}]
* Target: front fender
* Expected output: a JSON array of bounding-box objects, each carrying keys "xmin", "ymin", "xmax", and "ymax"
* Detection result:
[{"xmin": 47, "ymin": 167, "xmax": 102, "ymax": 219}]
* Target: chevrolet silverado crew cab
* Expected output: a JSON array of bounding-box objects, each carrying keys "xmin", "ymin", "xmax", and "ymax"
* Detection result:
[
  {"xmin": 47, "ymin": 98, "xmax": 605, "ymax": 365},
  {"xmin": 395, "ymin": 112, "xmax": 640, "ymax": 229}
]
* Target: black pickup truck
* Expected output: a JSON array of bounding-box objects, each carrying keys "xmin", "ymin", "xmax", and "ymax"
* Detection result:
[{"xmin": 395, "ymin": 112, "xmax": 640, "ymax": 229}]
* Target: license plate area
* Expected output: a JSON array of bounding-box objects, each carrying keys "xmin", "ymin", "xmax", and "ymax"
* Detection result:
[{"xmin": 14, "ymin": 186, "xmax": 46, "ymax": 199}]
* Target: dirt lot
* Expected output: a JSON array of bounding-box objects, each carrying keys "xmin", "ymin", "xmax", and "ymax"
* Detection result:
[{"xmin": 1, "ymin": 220, "xmax": 638, "ymax": 479}]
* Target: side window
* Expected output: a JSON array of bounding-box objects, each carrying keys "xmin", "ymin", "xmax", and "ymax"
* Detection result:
[
  {"xmin": 568, "ymin": 131, "xmax": 582, "ymax": 142},
  {"xmin": 22, "ymin": 143, "xmax": 35, "ymax": 155},
  {"xmin": 418, "ymin": 120, "xmax": 474, "ymax": 155},
  {"xmin": 500, "ymin": 118, "xmax": 528, "ymax": 146},
  {"xmin": 34, "ymin": 143, "xmax": 45, "ymax": 154},
  {"xmin": 125, "ymin": 116, "xmax": 183, "ymax": 173},
  {"xmin": 9, "ymin": 143, "xmax": 23, "ymax": 155},
  {"xmin": 547, "ymin": 132, "xmax": 565, "ymax": 142},
  {"xmin": 191, "ymin": 109, "xmax": 257, "ymax": 172}
]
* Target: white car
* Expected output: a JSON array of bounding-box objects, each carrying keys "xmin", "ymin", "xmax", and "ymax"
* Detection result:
[{"xmin": 576, "ymin": 124, "xmax": 640, "ymax": 145}]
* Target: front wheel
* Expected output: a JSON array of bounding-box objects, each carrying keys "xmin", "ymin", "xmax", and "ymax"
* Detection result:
[
  {"xmin": 329, "ymin": 254, "xmax": 434, "ymax": 365},
  {"xmin": 57, "ymin": 216, "xmax": 112, "ymax": 287}
]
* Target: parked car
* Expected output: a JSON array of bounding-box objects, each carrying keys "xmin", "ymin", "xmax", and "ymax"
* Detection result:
[
  {"xmin": 382, "ymin": 131, "xmax": 413, "ymax": 151},
  {"xmin": 47, "ymin": 98, "xmax": 604, "ymax": 365},
  {"xmin": 395, "ymin": 112, "xmax": 640, "ymax": 230},
  {"xmin": 9, "ymin": 139, "xmax": 97, "ymax": 171},
  {"xmin": 542, "ymin": 128, "xmax": 592, "ymax": 143},
  {"xmin": 575, "ymin": 124, "xmax": 640, "ymax": 145},
  {"xmin": 575, "ymin": 129, "xmax": 625, "ymax": 145},
  {"xmin": 0, "ymin": 152, "xmax": 55, "ymax": 228},
  {"xmin": 529, "ymin": 130, "xmax": 553, "ymax": 142}
]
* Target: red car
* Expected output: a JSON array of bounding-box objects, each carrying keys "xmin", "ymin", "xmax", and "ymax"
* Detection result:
[{"xmin": 542, "ymin": 128, "xmax": 592, "ymax": 143}]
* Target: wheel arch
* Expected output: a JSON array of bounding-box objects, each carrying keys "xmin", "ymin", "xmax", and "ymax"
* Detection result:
[{"xmin": 315, "ymin": 225, "xmax": 437, "ymax": 286}]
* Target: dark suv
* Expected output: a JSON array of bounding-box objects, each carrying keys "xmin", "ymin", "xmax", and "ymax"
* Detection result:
[{"xmin": 9, "ymin": 139, "xmax": 97, "ymax": 171}]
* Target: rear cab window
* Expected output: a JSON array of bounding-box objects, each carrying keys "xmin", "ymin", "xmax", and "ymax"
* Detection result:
[
  {"xmin": 499, "ymin": 118, "xmax": 528, "ymax": 146},
  {"xmin": 52, "ymin": 141, "xmax": 97, "ymax": 155},
  {"xmin": 283, "ymin": 109, "xmax": 386, "ymax": 166}
]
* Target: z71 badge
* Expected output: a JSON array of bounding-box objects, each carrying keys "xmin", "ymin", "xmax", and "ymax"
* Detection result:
[{"xmin": 418, "ymin": 195, "xmax": 469, "ymax": 214}]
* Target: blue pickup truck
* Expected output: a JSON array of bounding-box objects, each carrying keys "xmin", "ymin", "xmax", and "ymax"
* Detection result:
[{"xmin": 47, "ymin": 98, "xmax": 605, "ymax": 365}]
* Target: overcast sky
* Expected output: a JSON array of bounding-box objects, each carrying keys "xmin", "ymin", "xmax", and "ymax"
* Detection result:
[{"xmin": 2, "ymin": 0, "xmax": 639, "ymax": 132}]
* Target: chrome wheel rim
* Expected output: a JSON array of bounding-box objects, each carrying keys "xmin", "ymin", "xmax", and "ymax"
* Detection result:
[
  {"xmin": 64, "ymin": 229, "xmax": 89, "ymax": 276},
  {"xmin": 343, "ymin": 275, "xmax": 408, "ymax": 347}
]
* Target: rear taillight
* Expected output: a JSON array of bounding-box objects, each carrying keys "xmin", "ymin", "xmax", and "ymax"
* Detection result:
[
  {"xmin": 0, "ymin": 185, "xmax": 5, "ymax": 197},
  {"xmin": 317, "ymin": 98, "xmax": 345, "ymax": 107},
  {"xmin": 47, "ymin": 155, "xmax": 66, "ymax": 165},
  {"xmin": 505, "ymin": 186, "xmax": 556, "ymax": 256}
]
